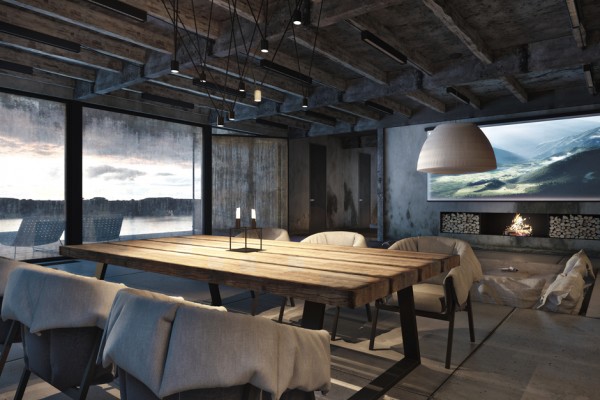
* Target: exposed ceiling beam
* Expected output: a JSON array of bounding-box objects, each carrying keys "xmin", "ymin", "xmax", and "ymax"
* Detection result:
[
  {"xmin": 406, "ymin": 90, "xmax": 446, "ymax": 113},
  {"xmin": 500, "ymin": 75, "xmax": 528, "ymax": 103},
  {"xmin": 0, "ymin": 32, "xmax": 122, "ymax": 73},
  {"xmin": 369, "ymin": 97, "xmax": 413, "ymax": 117},
  {"xmin": 1, "ymin": 46, "xmax": 96, "ymax": 81},
  {"xmin": 421, "ymin": 0, "xmax": 493, "ymax": 64},
  {"xmin": 446, "ymin": 86, "xmax": 481, "ymax": 109},
  {"xmin": 565, "ymin": 0, "xmax": 586, "ymax": 48},
  {"xmin": 293, "ymin": 28, "xmax": 388, "ymax": 85},
  {"xmin": 5, "ymin": 0, "xmax": 174, "ymax": 54},
  {"xmin": 348, "ymin": 15, "xmax": 435, "ymax": 76},
  {"xmin": 314, "ymin": 0, "xmax": 404, "ymax": 27},
  {"xmin": 0, "ymin": 3, "xmax": 148, "ymax": 64}
]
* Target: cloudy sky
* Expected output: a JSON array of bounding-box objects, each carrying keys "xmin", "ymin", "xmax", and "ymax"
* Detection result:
[{"xmin": 1, "ymin": 94, "xmax": 202, "ymax": 201}]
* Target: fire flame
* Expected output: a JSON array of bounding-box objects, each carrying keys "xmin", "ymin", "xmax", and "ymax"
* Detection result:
[{"xmin": 504, "ymin": 213, "xmax": 533, "ymax": 236}]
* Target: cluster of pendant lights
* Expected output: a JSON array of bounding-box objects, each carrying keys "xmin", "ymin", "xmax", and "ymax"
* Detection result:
[{"xmin": 169, "ymin": 0, "xmax": 307, "ymax": 128}]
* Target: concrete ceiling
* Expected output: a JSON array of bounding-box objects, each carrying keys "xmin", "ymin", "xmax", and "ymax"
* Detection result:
[{"xmin": 1, "ymin": 0, "xmax": 600, "ymax": 138}]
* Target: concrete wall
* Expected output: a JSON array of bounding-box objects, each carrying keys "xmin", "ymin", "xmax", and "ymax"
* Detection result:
[
  {"xmin": 289, "ymin": 136, "xmax": 376, "ymax": 235},
  {"xmin": 212, "ymin": 136, "xmax": 288, "ymax": 233},
  {"xmin": 385, "ymin": 124, "xmax": 600, "ymax": 256}
]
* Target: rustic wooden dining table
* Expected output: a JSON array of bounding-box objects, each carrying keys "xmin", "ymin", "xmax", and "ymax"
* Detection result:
[{"xmin": 60, "ymin": 234, "xmax": 459, "ymax": 400}]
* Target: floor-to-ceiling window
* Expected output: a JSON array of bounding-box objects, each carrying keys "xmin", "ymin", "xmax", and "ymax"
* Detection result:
[
  {"xmin": 0, "ymin": 92, "xmax": 66, "ymax": 259},
  {"xmin": 82, "ymin": 108, "xmax": 203, "ymax": 241}
]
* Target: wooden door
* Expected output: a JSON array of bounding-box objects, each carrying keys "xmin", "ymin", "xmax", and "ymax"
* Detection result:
[
  {"xmin": 359, "ymin": 153, "xmax": 371, "ymax": 228},
  {"xmin": 309, "ymin": 144, "xmax": 327, "ymax": 233}
]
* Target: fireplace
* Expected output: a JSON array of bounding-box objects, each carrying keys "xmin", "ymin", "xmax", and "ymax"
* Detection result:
[{"xmin": 441, "ymin": 212, "xmax": 599, "ymax": 240}]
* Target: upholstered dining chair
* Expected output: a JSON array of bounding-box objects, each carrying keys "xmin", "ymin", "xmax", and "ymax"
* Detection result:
[
  {"xmin": 100, "ymin": 287, "xmax": 331, "ymax": 400},
  {"xmin": 1, "ymin": 264, "xmax": 124, "ymax": 399},
  {"xmin": 279, "ymin": 231, "xmax": 369, "ymax": 340},
  {"xmin": 0, "ymin": 257, "xmax": 25, "ymax": 378},
  {"xmin": 236, "ymin": 228, "xmax": 291, "ymax": 315},
  {"xmin": 369, "ymin": 236, "xmax": 483, "ymax": 369}
]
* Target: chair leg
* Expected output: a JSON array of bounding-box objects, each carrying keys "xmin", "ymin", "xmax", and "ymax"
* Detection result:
[
  {"xmin": 14, "ymin": 368, "xmax": 31, "ymax": 400},
  {"xmin": 369, "ymin": 300, "xmax": 382, "ymax": 350},
  {"xmin": 0, "ymin": 320, "xmax": 20, "ymax": 377},
  {"xmin": 331, "ymin": 307, "xmax": 341, "ymax": 340},
  {"xmin": 365, "ymin": 303, "xmax": 372, "ymax": 322},
  {"xmin": 278, "ymin": 297, "xmax": 287, "ymax": 323},
  {"xmin": 445, "ymin": 307, "xmax": 456, "ymax": 369},
  {"xmin": 466, "ymin": 295, "xmax": 475, "ymax": 342},
  {"xmin": 289, "ymin": 297, "xmax": 295, "ymax": 307},
  {"xmin": 250, "ymin": 290, "xmax": 258, "ymax": 316}
]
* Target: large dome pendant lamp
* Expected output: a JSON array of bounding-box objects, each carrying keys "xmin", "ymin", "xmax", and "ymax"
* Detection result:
[{"xmin": 416, "ymin": 123, "xmax": 497, "ymax": 174}]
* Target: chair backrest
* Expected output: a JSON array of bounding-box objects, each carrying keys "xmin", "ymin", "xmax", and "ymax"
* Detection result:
[
  {"xmin": 83, "ymin": 214, "xmax": 123, "ymax": 242},
  {"xmin": 302, "ymin": 231, "xmax": 367, "ymax": 247},
  {"xmin": 101, "ymin": 288, "xmax": 331, "ymax": 400},
  {"xmin": 11, "ymin": 216, "xmax": 65, "ymax": 247},
  {"xmin": 236, "ymin": 227, "xmax": 290, "ymax": 241},
  {"xmin": 389, "ymin": 236, "xmax": 482, "ymax": 306}
]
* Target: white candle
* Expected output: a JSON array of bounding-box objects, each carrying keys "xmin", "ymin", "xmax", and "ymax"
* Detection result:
[
  {"xmin": 251, "ymin": 209, "xmax": 256, "ymax": 219},
  {"xmin": 236, "ymin": 207, "xmax": 241, "ymax": 219}
]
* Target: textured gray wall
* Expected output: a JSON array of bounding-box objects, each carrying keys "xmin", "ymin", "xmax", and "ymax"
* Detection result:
[
  {"xmin": 212, "ymin": 136, "xmax": 288, "ymax": 233},
  {"xmin": 385, "ymin": 124, "xmax": 600, "ymax": 255},
  {"xmin": 289, "ymin": 136, "xmax": 376, "ymax": 235}
]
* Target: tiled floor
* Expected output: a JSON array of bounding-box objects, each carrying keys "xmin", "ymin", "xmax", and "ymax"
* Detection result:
[{"xmin": 1, "ymin": 258, "xmax": 599, "ymax": 399}]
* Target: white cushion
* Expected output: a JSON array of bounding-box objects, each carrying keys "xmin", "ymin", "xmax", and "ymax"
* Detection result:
[
  {"xmin": 563, "ymin": 249, "xmax": 595, "ymax": 279},
  {"xmin": 413, "ymin": 283, "xmax": 445, "ymax": 313},
  {"xmin": 538, "ymin": 271, "xmax": 585, "ymax": 314}
]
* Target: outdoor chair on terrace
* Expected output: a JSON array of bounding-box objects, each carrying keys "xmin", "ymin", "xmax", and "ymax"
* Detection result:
[
  {"xmin": 0, "ymin": 216, "xmax": 64, "ymax": 258},
  {"xmin": 100, "ymin": 287, "xmax": 331, "ymax": 400},
  {"xmin": 82, "ymin": 214, "xmax": 123, "ymax": 242},
  {"xmin": 1, "ymin": 264, "xmax": 125, "ymax": 399}
]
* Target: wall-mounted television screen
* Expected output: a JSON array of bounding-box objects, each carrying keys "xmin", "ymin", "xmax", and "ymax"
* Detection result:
[{"xmin": 427, "ymin": 114, "xmax": 600, "ymax": 201}]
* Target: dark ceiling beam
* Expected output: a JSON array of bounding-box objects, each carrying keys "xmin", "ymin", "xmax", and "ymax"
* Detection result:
[
  {"xmin": 115, "ymin": 0, "xmax": 223, "ymax": 39},
  {"xmin": 0, "ymin": 32, "xmax": 122, "ymax": 73},
  {"xmin": 565, "ymin": 0, "xmax": 586, "ymax": 48},
  {"xmin": 446, "ymin": 86, "xmax": 481, "ymax": 109},
  {"xmin": 1, "ymin": 46, "xmax": 96, "ymax": 81},
  {"xmin": 313, "ymin": 0, "xmax": 404, "ymax": 27},
  {"xmin": 406, "ymin": 90, "xmax": 446, "ymax": 113},
  {"xmin": 5, "ymin": 0, "xmax": 173, "ymax": 54},
  {"xmin": 421, "ymin": 0, "xmax": 494, "ymax": 64},
  {"xmin": 330, "ymin": 103, "xmax": 383, "ymax": 121},
  {"xmin": 0, "ymin": 3, "xmax": 148, "ymax": 65},
  {"xmin": 369, "ymin": 97, "xmax": 413, "ymax": 117},
  {"xmin": 500, "ymin": 76, "xmax": 528, "ymax": 103},
  {"xmin": 317, "ymin": 107, "xmax": 357, "ymax": 125},
  {"xmin": 293, "ymin": 28, "xmax": 388, "ymax": 84},
  {"xmin": 348, "ymin": 15, "xmax": 436, "ymax": 76}
]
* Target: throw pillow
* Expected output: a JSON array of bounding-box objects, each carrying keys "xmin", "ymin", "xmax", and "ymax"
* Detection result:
[
  {"xmin": 563, "ymin": 249, "xmax": 595, "ymax": 279},
  {"xmin": 538, "ymin": 271, "xmax": 585, "ymax": 315}
]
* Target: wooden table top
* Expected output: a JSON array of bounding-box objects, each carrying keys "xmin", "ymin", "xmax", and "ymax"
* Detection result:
[{"xmin": 60, "ymin": 235, "xmax": 459, "ymax": 308}]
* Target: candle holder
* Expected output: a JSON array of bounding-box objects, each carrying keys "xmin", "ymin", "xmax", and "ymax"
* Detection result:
[{"xmin": 228, "ymin": 226, "xmax": 263, "ymax": 252}]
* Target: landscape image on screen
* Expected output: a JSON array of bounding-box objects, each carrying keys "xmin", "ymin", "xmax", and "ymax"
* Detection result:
[{"xmin": 428, "ymin": 115, "xmax": 600, "ymax": 201}]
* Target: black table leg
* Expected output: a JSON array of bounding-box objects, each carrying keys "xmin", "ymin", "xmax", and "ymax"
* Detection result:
[
  {"xmin": 348, "ymin": 286, "xmax": 421, "ymax": 400},
  {"xmin": 208, "ymin": 283, "xmax": 222, "ymax": 306},
  {"xmin": 95, "ymin": 263, "xmax": 108, "ymax": 280},
  {"xmin": 300, "ymin": 301, "xmax": 326, "ymax": 330}
]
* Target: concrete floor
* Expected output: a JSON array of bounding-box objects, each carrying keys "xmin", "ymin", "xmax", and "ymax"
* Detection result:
[{"xmin": 1, "ymin": 260, "xmax": 599, "ymax": 400}]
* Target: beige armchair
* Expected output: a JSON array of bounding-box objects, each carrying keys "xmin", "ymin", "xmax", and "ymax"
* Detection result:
[
  {"xmin": 280, "ymin": 231, "xmax": 370, "ymax": 340},
  {"xmin": 369, "ymin": 236, "xmax": 483, "ymax": 369}
]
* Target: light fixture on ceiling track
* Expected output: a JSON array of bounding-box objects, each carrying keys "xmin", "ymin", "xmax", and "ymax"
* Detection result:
[
  {"xmin": 169, "ymin": 0, "xmax": 180, "ymax": 73},
  {"xmin": 0, "ymin": 22, "xmax": 81, "ymax": 53},
  {"xmin": 88, "ymin": 0, "xmax": 147, "ymax": 22},
  {"xmin": 302, "ymin": 97, "xmax": 308, "ymax": 108},
  {"xmin": 446, "ymin": 87, "xmax": 470, "ymax": 104},
  {"xmin": 228, "ymin": 110, "xmax": 236, "ymax": 121},
  {"xmin": 361, "ymin": 30, "xmax": 407, "ymax": 64},
  {"xmin": 292, "ymin": 9, "xmax": 302, "ymax": 26},
  {"xmin": 260, "ymin": 60, "xmax": 313, "ymax": 84},
  {"xmin": 417, "ymin": 123, "xmax": 497, "ymax": 174},
  {"xmin": 216, "ymin": 115, "xmax": 225, "ymax": 127},
  {"xmin": 254, "ymin": 89, "xmax": 262, "ymax": 102}
]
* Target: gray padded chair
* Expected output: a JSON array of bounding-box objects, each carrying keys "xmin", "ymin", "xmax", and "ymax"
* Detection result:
[
  {"xmin": 369, "ymin": 236, "xmax": 483, "ymax": 368},
  {"xmin": 100, "ymin": 288, "xmax": 331, "ymax": 400},
  {"xmin": 1, "ymin": 264, "xmax": 124, "ymax": 399},
  {"xmin": 279, "ymin": 231, "xmax": 370, "ymax": 340}
]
